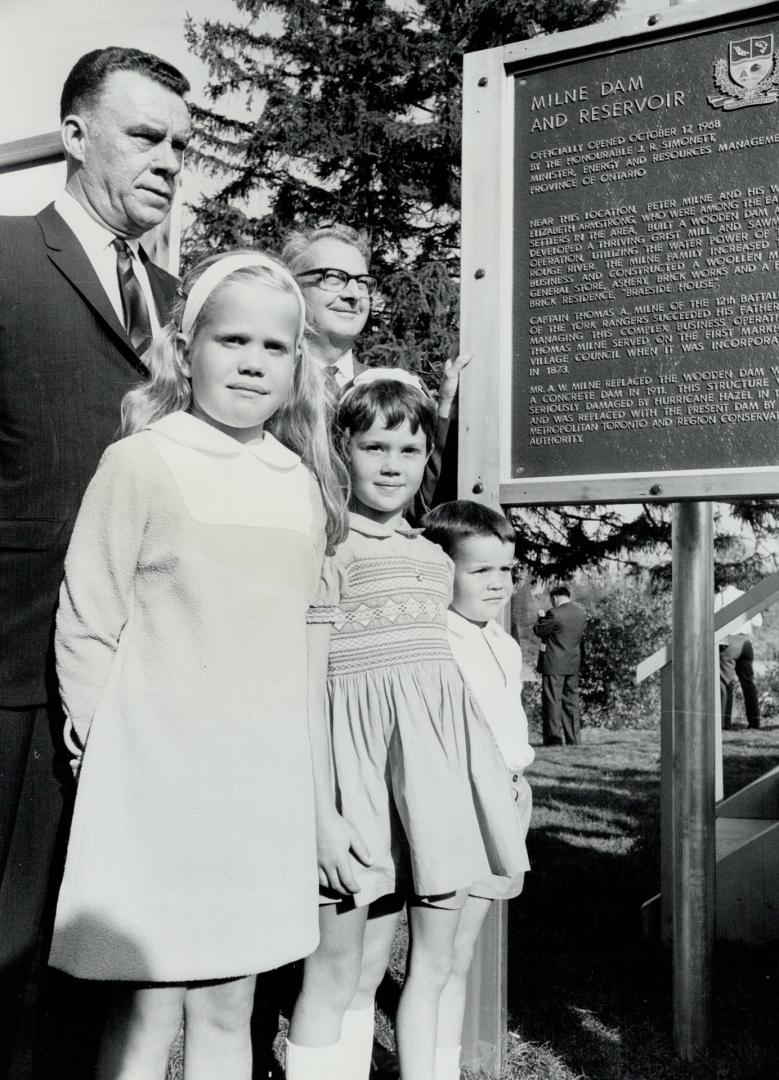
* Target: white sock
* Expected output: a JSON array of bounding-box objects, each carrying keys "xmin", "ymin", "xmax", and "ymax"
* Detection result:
[
  {"xmin": 339, "ymin": 1005, "xmax": 375, "ymax": 1080},
  {"xmin": 434, "ymin": 1043, "xmax": 462, "ymax": 1080},
  {"xmin": 285, "ymin": 1037, "xmax": 342, "ymax": 1080}
]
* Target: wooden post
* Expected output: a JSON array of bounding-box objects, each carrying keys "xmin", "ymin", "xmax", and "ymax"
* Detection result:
[
  {"xmin": 671, "ymin": 502, "xmax": 716, "ymax": 1058},
  {"xmin": 0, "ymin": 131, "xmax": 62, "ymax": 174},
  {"xmin": 459, "ymin": 43, "xmax": 512, "ymax": 1075},
  {"xmin": 659, "ymin": 663, "xmax": 674, "ymax": 944}
]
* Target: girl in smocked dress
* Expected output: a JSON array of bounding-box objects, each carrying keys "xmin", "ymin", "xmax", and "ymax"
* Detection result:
[
  {"xmin": 49, "ymin": 252, "xmax": 356, "ymax": 1080},
  {"xmin": 287, "ymin": 371, "xmax": 527, "ymax": 1080}
]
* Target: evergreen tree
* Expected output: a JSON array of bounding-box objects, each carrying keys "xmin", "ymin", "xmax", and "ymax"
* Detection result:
[
  {"xmin": 185, "ymin": 0, "xmax": 620, "ymax": 382},
  {"xmin": 185, "ymin": 1, "xmax": 779, "ymax": 582},
  {"xmin": 511, "ymin": 500, "xmax": 779, "ymax": 583}
]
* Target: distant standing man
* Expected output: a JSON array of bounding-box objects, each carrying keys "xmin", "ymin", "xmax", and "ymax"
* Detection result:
[
  {"xmin": 0, "ymin": 47, "xmax": 190, "ymax": 1076},
  {"xmin": 534, "ymin": 586, "xmax": 587, "ymax": 746},
  {"xmin": 715, "ymin": 584, "xmax": 763, "ymax": 729}
]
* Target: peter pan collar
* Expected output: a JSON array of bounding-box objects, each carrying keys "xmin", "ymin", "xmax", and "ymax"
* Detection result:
[
  {"xmin": 148, "ymin": 411, "xmax": 301, "ymax": 469},
  {"xmin": 348, "ymin": 511, "xmax": 420, "ymax": 539}
]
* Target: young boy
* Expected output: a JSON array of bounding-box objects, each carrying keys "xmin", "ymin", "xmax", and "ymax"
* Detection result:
[{"xmin": 422, "ymin": 500, "xmax": 533, "ymax": 1080}]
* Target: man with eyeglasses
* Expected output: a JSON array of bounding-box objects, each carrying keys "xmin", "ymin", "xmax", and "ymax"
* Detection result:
[
  {"xmin": 282, "ymin": 223, "xmax": 380, "ymax": 395},
  {"xmin": 282, "ymin": 223, "xmax": 469, "ymax": 511}
]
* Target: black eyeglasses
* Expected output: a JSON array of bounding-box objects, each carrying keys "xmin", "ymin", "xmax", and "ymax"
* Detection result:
[{"xmin": 296, "ymin": 267, "xmax": 378, "ymax": 297}]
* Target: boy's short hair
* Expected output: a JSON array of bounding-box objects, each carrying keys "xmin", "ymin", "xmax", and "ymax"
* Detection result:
[
  {"xmin": 550, "ymin": 585, "xmax": 571, "ymax": 599},
  {"xmin": 421, "ymin": 500, "xmax": 515, "ymax": 559}
]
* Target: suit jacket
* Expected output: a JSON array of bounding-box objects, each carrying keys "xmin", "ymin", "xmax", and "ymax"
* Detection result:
[
  {"xmin": 0, "ymin": 204, "xmax": 178, "ymax": 706},
  {"xmin": 533, "ymin": 600, "xmax": 587, "ymax": 676}
]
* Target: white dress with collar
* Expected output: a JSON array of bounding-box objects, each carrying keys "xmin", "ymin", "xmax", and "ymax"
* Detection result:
[{"xmin": 50, "ymin": 412, "xmax": 325, "ymax": 981}]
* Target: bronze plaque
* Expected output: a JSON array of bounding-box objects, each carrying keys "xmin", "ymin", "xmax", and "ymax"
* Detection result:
[{"xmin": 512, "ymin": 9, "xmax": 779, "ymax": 487}]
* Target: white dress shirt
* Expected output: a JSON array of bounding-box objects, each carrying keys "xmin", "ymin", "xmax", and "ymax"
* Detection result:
[
  {"xmin": 53, "ymin": 191, "xmax": 161, "ymax": 335},
  {"xmin": 447, "ymin": 609, "xmax": 535, "ymax": 770},
  {"xmin": 317, "ymin": 350, "xmax": 356, "ymax": 388}
]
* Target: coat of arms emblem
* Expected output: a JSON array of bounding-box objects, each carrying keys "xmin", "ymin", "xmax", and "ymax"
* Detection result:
[{"xmin": 709, "ymin": 34, "xmax": 779, "ymax": 109}]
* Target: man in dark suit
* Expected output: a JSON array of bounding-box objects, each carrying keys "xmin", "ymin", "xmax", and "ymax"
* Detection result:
[
  {"xmin": 533, "ymin": 586, "xmax": 587, "ymax": 746},
  {"xmin": 0, "ymin": 46, "xmax": 190, "ymax": 1077}
]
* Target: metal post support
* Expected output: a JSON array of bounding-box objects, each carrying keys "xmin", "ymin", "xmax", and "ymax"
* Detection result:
[
  {"xmin": 671, "ymin": 501, "xmax": 716, "ymax": 1058},
  {"xmin": 461, "ymin": 901, "xmax": 508, "ymax": 1072}
]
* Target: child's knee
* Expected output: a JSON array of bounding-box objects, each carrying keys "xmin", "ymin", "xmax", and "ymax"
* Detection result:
[
  {"xmin": 302, "ymin": 949, "xmax": 362, "ymax": 1012},
  {"xmin": 126, "ymin": 985, "xmax": 184, "ymax": 1035},
  {"xmin": 357, "ymin": 938, "xmax": 391, "ymax": 999},
  {"xmin": 101, "ymin": 985, "xmax": 185, "ymax": 1067},
  {"xmin": 407, "ymin": 947, "xmax": 454, "ymax": 992},
  {"xmin": 450, "ymin": 937, "xmax": 478, "ymax": 979},
  {"xmin": 185, "ymin": 977, "xmax": 256, "ymax": 1036}
]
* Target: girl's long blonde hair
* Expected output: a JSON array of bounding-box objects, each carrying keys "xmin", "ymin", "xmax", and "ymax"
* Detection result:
[{"xmin": 122, "ymin": 250, "xmax": 348, "ymax": 550}]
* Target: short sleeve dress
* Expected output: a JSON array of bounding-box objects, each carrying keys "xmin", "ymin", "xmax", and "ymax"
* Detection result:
[
  {"xmin": 308, "ymin": 512, "xmax": 529, "ymax": 906},
  {"xmin": 50, "ymin": 412, "xmax": 325, "ymax": 982}
]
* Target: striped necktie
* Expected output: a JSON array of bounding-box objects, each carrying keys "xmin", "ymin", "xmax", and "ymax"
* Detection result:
[
  {"xmin": 324, "ymin": 364, "xmax": 341, "ymax": 400},
  {"xmin": 112, "ymin": 238, "xmax": 153, "ymax": 355}
]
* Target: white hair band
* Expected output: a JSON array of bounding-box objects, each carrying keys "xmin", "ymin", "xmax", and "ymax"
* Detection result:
[
  {"xmin": 180, "ymin": 253, "xmax": 307, "ymax": 338},
  {"xmin": 340, "ymin": 367, "xmax": 427, "ymax": 404}
]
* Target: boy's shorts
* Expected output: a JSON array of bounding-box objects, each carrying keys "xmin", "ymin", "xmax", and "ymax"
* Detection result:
[{"xmin": 412, "ymin": 770, "xmax": 532, "ymax": 908}]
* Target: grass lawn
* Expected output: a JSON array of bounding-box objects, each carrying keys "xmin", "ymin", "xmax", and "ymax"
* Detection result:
[
  {"xmin": 169, "ymin": 723, "xmax": 779, "ymax": 1079},
  {"xmin": 458, "ymin": 723, "xmax": 779, "ymax": 1080}
]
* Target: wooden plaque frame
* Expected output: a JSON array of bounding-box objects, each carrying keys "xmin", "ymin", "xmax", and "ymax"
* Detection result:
[{"xmin": 459, "ymin": 0, "xmax": 779, "ymax": 506}]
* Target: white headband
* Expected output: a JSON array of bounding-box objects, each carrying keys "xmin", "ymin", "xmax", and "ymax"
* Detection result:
[
  {"xmin": 180, "ymin": 253, "xmax": 307, "ymax": 338},
  {"xmin": 341, "ymin": 366, "xmax": 426, "ymax": 403}
]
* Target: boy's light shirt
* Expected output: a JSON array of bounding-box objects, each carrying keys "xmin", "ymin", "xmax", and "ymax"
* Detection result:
[{"xmin": 447, "ymin": 609, "xmax": 535, "ymax": 771}]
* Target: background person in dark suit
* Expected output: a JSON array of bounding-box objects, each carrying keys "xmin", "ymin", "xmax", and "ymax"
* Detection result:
[
  {"xmin": 715, "ymin": 584, "xmax": 763, "ymax": 730},
  {"xmin": 533, "ymin": 586, "xmax": 587, "ymax": 747},
  {"xmin": 0, "ymin": 46, "xmax": 190, "ymax": 1077}
]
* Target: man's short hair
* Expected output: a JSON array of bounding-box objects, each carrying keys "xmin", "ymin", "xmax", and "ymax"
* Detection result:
[
  {"xmin": 421, "ymin": 500, "xmax": 515, "ymax": 560},
  {"xmin": 60, "ymin": 47, "xmax": 190, "ymax": 120},
  {"xmin": 550, "ymin": 585, "xmax": 571, "ymax": 600},
  {"xmin": 282, "ymin": 224, "xmax": 372, "ymax": 274}
]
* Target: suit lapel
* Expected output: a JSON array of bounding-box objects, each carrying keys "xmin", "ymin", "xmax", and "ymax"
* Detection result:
[
  {"xmin": 144, "ymin": 258, "xmax": 178, "ymax": 325},
  {"xmin": 36, "ymin": 204, "xmax": 147, "ymax": 377}
]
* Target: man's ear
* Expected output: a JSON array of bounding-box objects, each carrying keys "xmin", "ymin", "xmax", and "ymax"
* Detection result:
[
  {"xmin": 174, "ymin": 332, "xmax": 192, "ymax": 378},
  {"xmin": 61, "ymin": 113, "xmax": 88, "ymax": 164}
]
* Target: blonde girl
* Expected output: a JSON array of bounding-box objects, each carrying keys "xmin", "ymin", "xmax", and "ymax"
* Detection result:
[
  {"xmin": 49, "ymin": 252, "xmax": 361, "ymax": 1080},
  {"xmin": 287, "ymin": 370, "xmax": 528, "ymax": 1080}
]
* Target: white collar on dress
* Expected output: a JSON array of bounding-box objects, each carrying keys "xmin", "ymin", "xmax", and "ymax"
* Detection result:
[
  {"xmin": 348, "ymin": 511, "xmax": 419, "ymax": 539},
  {"xmin": 148, "ymin": 411, "xmax": 302, "ymax": 470}
]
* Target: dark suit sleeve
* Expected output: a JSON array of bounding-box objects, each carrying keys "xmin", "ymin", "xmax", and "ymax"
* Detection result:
[
  {"xmin": 533, "ymin": 612, "xmax": 558, "ymax": 640},
  {"xmin": 418, "ymin": 414, "xmax": 450, "ymax": 513}
]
